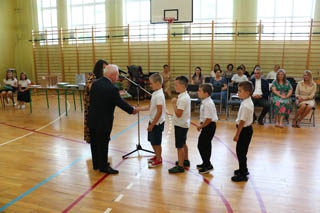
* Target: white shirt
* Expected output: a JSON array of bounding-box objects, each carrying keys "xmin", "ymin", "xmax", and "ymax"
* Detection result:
[
  {"xmin": 200, "ymin": 97, "xmax": 218, "ymax": 123},
  {"xmin": 267, "ymin": 71, "xmax": 277, "ymax": 80},
  {"xmin": 19, "ymin": 79, "xmax": 31, "ymax": 88},
  {"xmin": 3, "ymin": 78, "xmax": 17, "ymax": 86},
  {"xmin": 173, "ymin": 91, "xmax": 191, "ymax": 128},
  {"xmin": 150, "ymin": 88, "xmax": 166, "ymax": 125},
  {"xmin": 236, "ymin": 97, "xmax": 254, "ymax": 127},
  {"xmin": 253, "ymin": 78, "xmax": 262, "ymax": 96},
  {"xmin": 231, "ymin": 74, "xmax": 248, "ymax": 83}
]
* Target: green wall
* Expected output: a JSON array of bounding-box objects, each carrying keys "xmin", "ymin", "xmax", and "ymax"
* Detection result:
[{"xmin": 0, "ymin": 0, "xmax": 16, "ymax": 81}]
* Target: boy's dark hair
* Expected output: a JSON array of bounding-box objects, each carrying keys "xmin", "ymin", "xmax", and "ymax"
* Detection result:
[
  {"xmin": 237, "ymin": 66, "xmax": 243, "ymax": 71},
  {"xmin": 150, "ymin": 73, "xmax": 163, "ymax": 84},
  {"xmin": 163, "ymin": 64, "xmax": 168, "ymax": 69},
  {"xmin": 175, "ymin": 76, "xmax": 188, "ymax": 88},
  {"xmin": 200, "ymin": 83, "xmax": 213, "ymax": 95},
  {"xmin": 227, "ymin": 64, "xmax": 234, "ymax": 70},
  {"xmin": 239, "ymin": 81, "xmax": 253, "ymax": 94}
]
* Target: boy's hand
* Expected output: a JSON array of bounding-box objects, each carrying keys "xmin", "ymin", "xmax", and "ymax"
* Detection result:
[
  {"xmin": 233, "ymin": 134, "xmax": 239, "ymax": 142},
  {"xmin": 147, "ymin": 124, "xmax": 154, "ymax": 132}
]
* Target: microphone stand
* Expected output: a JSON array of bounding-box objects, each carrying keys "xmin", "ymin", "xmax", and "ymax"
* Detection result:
[{"xmin": 120, "ymin": 73, "xmax": 155, "ymax": 159}]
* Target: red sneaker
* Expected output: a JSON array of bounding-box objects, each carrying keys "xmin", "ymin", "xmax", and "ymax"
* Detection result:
[
  {"xmin": 148, "ymin": 156, "xmax": 157, "ymax": 163},
  {"xmin": 148, "ymin": 159, "xmax": 162, "ymax": 168}
]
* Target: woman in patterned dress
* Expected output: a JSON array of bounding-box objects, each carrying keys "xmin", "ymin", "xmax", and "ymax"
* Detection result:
[
  {"xmin": 271, "ymin": 69, "xmax": 293, "ymax": 128},
  {"xmin": 84, "ymin": 59, "xmax": 108, "ymax": 143}
]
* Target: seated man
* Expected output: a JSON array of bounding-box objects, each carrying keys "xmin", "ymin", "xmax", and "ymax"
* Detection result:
[
  {"xmin": 266, "ymin": 64, "xmax": 280, "ymax": 80},
  {"xmin": 251, "ymin": 68, "xmax": 270, "ymax": 125}
]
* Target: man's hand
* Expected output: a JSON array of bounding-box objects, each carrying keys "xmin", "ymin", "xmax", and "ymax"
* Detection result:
[{"xmin": 132, "ymin": 107, "xmax": 138, "ymax": 115}]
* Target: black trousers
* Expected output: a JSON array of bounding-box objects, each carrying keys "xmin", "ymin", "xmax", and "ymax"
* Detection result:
[
  {"xmin": 197, "ymin": 122, "xmax": 216, "ymax": 167},
  {"xmin": 252, "ymin": 98, "xmax": 270, "ymax": 121},
  {"xmin": 89, "ymin": 128, "xmax": 111, "ymax": 170},
  {"xmin": 236, "ymin": 125, "xmax": 253, "ymax": 174}
]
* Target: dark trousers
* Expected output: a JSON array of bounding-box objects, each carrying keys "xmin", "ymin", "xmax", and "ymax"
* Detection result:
[
  {"xmin": 236, "ymin": 125, "xmax": 253, "ymax": 174},
  {"xmin": 252, "ymin": 97, "xmax": 270, "ymax": 121},
  {"xmin": 197, "ymin": 122, "xmax": 216, "ymax": 166},
  {"xmin": 89, "ymin": 128, "xmax": 111, "ymax": 170}
]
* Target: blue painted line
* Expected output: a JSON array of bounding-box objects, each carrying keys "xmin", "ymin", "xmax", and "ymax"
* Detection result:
[{"xmin": 0, "ymin": 115, "xmax": 149, "ymax": 211}]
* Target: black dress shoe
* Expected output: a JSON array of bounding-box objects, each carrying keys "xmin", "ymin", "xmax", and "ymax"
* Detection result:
[
  {"xmin": 100, "ymin": 167, "xmax": 119, "ymax": 174},
  {"xmin": 196, "ymin": 163, "xmax": 204, "ymax": 169},
  {"xmin": 234, "ymin": 169, "xmax": 250, "ymax": 176},
  {"xmin": 175, "ymin": 160, "xmax": 190, "ymax": 167},
  {"xmin": 231, "ymin": 174, "xmax": 248, "ymax": 182},
  {"xmin": 258, "ymin": 119, "xmax": 264, "ymax": 125}
]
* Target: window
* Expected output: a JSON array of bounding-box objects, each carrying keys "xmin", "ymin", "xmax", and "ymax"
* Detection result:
[
  {"xmin": 123, "ymin": 0, "xmax": 167, "ymax": 42},
  {"xmin": 37, "ymin": 0, "xmax": 58, "ymax": 45},
  {"xmin": 67, "ymin": 0, "xmax": 106, "ymax": 43},
  {"xmin": 257, "ymin": 0, "xmax": 316, "ymax": 40},
  {"xmin": 187, "ymin": 0, "xmax": 234, "ymax": 40}
]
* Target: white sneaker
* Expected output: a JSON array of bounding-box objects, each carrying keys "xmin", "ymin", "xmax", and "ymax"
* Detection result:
[
  {"xmin": 21, "ymin": 105, "xmax": 26, "ymax": 109},
  {"xmin": 15, "ymin": 105, "xmax": 21, "ymax": 109}
]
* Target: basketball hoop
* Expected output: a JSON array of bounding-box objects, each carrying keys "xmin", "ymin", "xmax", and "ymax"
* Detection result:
[{"xmin": 164, "ymin": 17, "xmax": 175, "ymax": 24}]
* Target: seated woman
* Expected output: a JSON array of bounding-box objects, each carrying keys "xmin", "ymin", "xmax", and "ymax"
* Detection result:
[
  {"xmin": 223, "ymin": 64, "xmax": 234, "ymax": 82},
  {"xmin": 210, "ymin": 69, "xmax": 227, "ymax": 108},
  {"xmin": 211, "ymin": 64, "xmax": 221, "ymax": 78},
  {"xmin": 292, "ymin": 70, "xmax": 317, "ymax": 128},
  {"xmin": 190, "ymin": 66, "xmax": 204, "ymax": 98},
  {"xmin": 271, "ymin": 69, "xmax": 293, "ymax": 128},
  {"xmin": 161, "ymin": 64, "xmax": 171, "ymax": 98},
  {"xmin": 1, "ymin": 70, "xmax": 18, "ymax": 106},
  {"xmin": 231, "ymin": 66, "xmax": 248, "ymax": 84}
]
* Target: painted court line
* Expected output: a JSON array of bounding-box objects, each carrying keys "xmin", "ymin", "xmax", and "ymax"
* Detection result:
[
  {"xmin": 0, "ymin": 115, "xmax": 148, "ymax": 212},
  {"xmin": 104, "ymin": 208, "xmax": 112, "ymax": 213},
  {"xmin": 0, "ymin": 100, "xmax": 69, "ymax": 147},
  {"xmin": 126, "ymin": 182, "xmax": 134, "ymax": 190},
  {"xmin": 114, "ymin": 194, "xmax": 124, "ymax": 202},
  {"xmin": 214, "ymin": 136, "xmax": 266, "ymax": 213}
]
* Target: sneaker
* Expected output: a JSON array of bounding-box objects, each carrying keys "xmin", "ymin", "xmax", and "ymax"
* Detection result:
[
  {"xmin": 168, "ymin": 166, "xmax": 185, "ymax": 174},
  {"xmin": 199, "ymin": 165, "xmax": 214, "ymax": 174},
  {"xmin": 175, "ymin": 160, "xmax": 190, "ymax": 167},
  {"xmin": 15, "ymin": 105, "xmax": 21, "ymax": 109},
  {"xmin": 148, "ymin": 159, "xmax": 162, "ymax": 168},
  {"xmin": 148, "ymin": 156, "xmax": 157, "ymax": 163},
  {"xmin": 21, "ymin": 105, "xmax": 26, "ymax": 109},
  {"xmin": 234, "ymin": 169, "xmax": 250, "ymax": 176},
  {"xmin": 231, "ymin": 174, "xmax": 248, "ymax": 182}
]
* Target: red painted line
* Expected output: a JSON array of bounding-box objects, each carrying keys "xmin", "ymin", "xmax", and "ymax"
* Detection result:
[
  {"xmin": 62, "ymin": 159, "xmax": 126, "ymax": 213},
  {"xmin": 0, "ymin": 122, "xmax": 86, "ymax": 144},
  {"xmin": 164, "ymin": 160, "xmax": 233, "ymax": 213},
  {"xmin": 214, "ymin": 136, "xmax": 266, "ymax": 213}
]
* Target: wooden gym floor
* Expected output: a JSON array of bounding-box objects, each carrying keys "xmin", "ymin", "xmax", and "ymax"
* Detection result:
[{"xmin": 0, "ymin": 94, "xmax": 319, "ymax": 212}]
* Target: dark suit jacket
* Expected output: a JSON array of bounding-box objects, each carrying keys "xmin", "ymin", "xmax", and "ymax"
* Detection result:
[
  {"xmin": 87, "ymin": 77, "xmax": 134, "ymax": 133},
  {"xmin": 251, "ymin": 78, "xmax": 270, "ymax": 99}
]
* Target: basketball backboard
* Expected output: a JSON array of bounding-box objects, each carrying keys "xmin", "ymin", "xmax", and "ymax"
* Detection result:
[{"xmin": 150, "ymin": 0, "xmax": 193, "ymax": 24}]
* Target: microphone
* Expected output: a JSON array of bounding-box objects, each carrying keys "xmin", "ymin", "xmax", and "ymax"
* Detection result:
[{"xmin": 119, "ymin": 69, "xmax": 128, "ymax": 75}]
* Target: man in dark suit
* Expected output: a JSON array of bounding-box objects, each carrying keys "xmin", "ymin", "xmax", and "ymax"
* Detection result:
[
  {"xmin": 87, "ymin": 64, "xmax": 137, "ymax": 174},
  {"xmin": 251, "ymin": 68, "xmax": 270, "ymax": 125}
]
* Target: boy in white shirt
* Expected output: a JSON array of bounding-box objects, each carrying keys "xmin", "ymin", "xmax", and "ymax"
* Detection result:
[
  {"xmin": 196, "ymin": 83, "xmax": 218, "ymax": 174},
  {"xmin": 137, "ymin": 73, "xmax": 166, "ymax": 168},
  {"xmin": 232, "ymin": 66, "xmax": 248, "ymax": 84},
  {"xmin": 169, "ymin": 76, "xmax": 191, "ymax": 174},
  {"xmin": 232, "ymin": 81, "xmax": 254, "ymax": 182}
]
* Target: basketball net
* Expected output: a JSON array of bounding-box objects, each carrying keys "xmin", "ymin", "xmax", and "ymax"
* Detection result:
[{"xmin": 164, "ymin": 17, "xmax": 175, "ymax": 24}]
